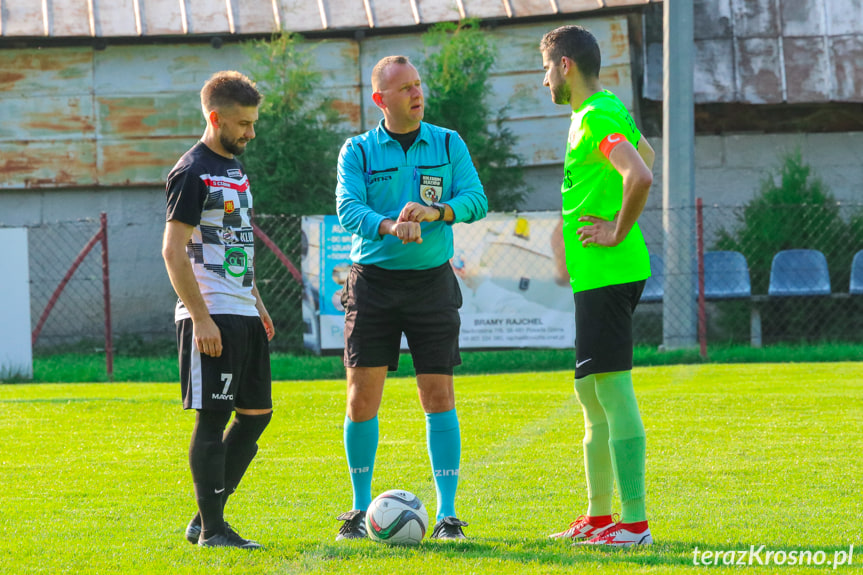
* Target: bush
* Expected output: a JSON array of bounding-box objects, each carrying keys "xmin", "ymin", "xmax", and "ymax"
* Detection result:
[
  {"xmin": 420, "ymin": 20, "xmax": 528, "ymax": 211},
  {"xmin": 714, "ymin": 151, "xmax": 848, "ymax": 292}
]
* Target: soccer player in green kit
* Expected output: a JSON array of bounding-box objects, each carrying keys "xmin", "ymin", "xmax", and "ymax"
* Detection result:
[{"xmin": 541, "ymin": 25, "xmax": 656, "ymax": 547}]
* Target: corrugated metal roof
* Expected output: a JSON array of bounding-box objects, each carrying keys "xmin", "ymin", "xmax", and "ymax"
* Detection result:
[
  {"xmin": 643, "ymin": 0, "xmax": 863, "ymax": 103},
  {"xmin": 0, "ymin": 0, "xmax": 659, "ymax": 38}
]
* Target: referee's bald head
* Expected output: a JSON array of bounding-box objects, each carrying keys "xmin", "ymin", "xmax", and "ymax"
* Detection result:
[{"xmin": 371, "ymin": 55, "xmax": 414, "ymax": 92}]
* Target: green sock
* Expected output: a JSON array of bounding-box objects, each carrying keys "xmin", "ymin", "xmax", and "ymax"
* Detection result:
[
  {"xmin": 595, "ymin": 370, "xmax": 647, "ymax": 523},
  {"xmin": 574, "ymin": 375, "xmax": 614, "ymax": 517}
]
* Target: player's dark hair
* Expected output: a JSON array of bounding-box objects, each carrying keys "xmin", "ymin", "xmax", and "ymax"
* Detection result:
[
  {"xmin": 540, "ymin": 25, "xmax": 601, "ymax": 79},
  {"xmin": 200, "ymin": 70, "xmax": 262, "ymax": 111},
  {"xmin": 371, "ymin": 55, "xmax": 412, "ymax": 91}
]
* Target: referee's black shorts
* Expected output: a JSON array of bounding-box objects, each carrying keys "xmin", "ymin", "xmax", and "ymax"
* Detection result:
[
  {"xmin": 573, "ymin": 279, "xmax": 646, "ymax": 379},
  {"xmin": 176, "ymin": 314, "xmax": 272, "ymax": 411},
  {"xmin": 342, "ymin": 262, "xmax": 462, "ymax": 375}
]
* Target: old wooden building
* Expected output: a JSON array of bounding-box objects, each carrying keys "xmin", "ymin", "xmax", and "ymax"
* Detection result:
[{"xmin": 1, "ymin": 0, "xmax": 861, "ymax": 344}]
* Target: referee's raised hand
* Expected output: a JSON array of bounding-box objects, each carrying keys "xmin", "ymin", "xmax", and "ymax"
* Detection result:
[{"xmin": 398, "ymin": 201, "xmax": 437, "ymax": 223}]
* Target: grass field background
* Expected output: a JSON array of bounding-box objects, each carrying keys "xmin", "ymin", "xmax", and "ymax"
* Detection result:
[
  {"xmin": 24, "ymin": 342, "xmax": 863, "ymax": 383},
  {"xmin": 2, "ymin": 363, "xmax": 861, "ymax": 574}
]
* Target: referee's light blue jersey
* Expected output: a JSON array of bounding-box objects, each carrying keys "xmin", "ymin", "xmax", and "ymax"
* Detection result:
[{"xmin": 336, "ymin": 120, "xmax": 488, "ymax": 270}]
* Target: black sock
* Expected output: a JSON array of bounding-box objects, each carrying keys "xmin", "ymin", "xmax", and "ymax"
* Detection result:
[
  {"xmin": 189, "ymin": 409, "xmax": 232, "ymax": 539},
  {"xmin": 222, "ymin": 412, "xmax": 272, "ymax": 511}
]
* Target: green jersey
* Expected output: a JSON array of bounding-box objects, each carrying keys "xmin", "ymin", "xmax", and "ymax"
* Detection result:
[{"xmin": 561, "ymin": 90, "xmax": 650, "ymax": 293}]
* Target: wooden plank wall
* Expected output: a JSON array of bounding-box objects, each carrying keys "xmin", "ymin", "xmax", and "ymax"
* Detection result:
[{"xmin": 0, "ymin": 15, "xmax": 631, "ymax": 188}]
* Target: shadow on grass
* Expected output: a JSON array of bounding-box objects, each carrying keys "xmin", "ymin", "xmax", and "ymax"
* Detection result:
[
  {"xmin": 294, "ymin": 539, "xmax": 861, "ymax": 569},
  {"xmin": 295, "ymin": 537, "xmax": 699, "ymax": 568}
]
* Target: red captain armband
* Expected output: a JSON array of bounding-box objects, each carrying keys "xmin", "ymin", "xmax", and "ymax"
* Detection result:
[{"xmin": 599, "ymin": 133, "xmax": 627, "ymax": 158}]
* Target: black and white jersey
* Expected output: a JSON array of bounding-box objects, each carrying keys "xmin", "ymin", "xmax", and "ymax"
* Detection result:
[{"xmin": 166, "ymin": 141, "xmax": 258, "ymax": 322}]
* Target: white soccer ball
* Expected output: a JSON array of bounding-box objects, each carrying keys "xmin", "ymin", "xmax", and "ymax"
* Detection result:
[{"xmin": 365, "ymin": 489, "xmax": 429, "ymax": 545}]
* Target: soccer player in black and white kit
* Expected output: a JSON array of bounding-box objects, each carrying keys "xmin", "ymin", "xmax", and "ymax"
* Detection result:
[{"xmin": 162, "ymin": 71, "xmax": 274, "ymax": 549}]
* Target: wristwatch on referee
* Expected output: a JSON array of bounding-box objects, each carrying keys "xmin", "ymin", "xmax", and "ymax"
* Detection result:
[{"xmin": 431, "ymin": 202, "xmax": 447, "ymax": 222}]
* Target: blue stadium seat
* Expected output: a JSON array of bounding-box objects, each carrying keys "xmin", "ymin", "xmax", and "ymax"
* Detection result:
[
  {"xmin": 768, "ymin": 249, "xmax": 831, "ymax": 297},
  {"xmin": 851, "ymin": 250, "xmax": 863, "ymax": 295},
  {"xmin": 700, "ymin": 251, "xmax": 751, "ymax": 300},
  {"xmin": 640, "ymin": 253, "xmax": 664, "ymax": 302}
]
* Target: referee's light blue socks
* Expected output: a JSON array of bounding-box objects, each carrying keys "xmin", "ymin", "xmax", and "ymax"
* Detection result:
[
  {"xmin": 426, "ymin": 409, "xmax": 461, "ymax": 521},
  {"xmin": 344, "ymin": 414, "xmax": 378, "ymax": 512}
]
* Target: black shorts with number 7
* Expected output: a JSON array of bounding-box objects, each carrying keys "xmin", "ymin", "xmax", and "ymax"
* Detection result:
[{"xmin": 176, "ymin": 314, "xmax": 272, "ymax": 411}]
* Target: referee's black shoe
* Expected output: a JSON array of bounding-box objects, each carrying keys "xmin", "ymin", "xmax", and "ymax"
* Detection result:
[
  {"xmin": 335, "ymin": 510, "xmax": 367, "ymax": 540},
  {"xmin": 431, "ymin": 516, "xmax": 468, "ymax": 540},
  {"xmin": 198, "ymin": 529, "xmax": 262, "ymax": 549}
]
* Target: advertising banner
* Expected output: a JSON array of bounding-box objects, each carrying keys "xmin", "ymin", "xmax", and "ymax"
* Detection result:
[{"xmin": 301, "ymin": 211, "xmax": 575, "ymax": 353}]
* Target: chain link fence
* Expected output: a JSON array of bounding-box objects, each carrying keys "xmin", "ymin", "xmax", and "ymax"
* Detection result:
[
  {"xmin": 26, "ymin": 218, "xmax": 109, "ymax": 353},
  {"xmin": 698, "ymin": 202, "xmax": 863, "ymax": 346},
  {"xmin": 631, "ymin": 202, "xmax": 863, "ymax": 347},
  {"xmin": 252, "ymin": 214, "xmax": 305, "ymax": 352},
  {"xmin": 18, "ymin": 204, "xmax": 863, "ymax": 360}
]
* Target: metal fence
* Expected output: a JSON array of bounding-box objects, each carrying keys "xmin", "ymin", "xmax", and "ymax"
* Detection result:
[
  {"xmin": 19, "ymin": 203, "xmax": 863, "ymax": 359},
  {"xmin": 255, "ymin": 203, "xmax": 863, "ymax": 353},
  {"xmin": 27, "ymin": 217, "xmax": 109, "ymax": 352},
  {"xmin": 252, "ymin": 214, "xmax": 305, "ymax": 352},
  {"xmin": 634, "ymin": 202, "xmax": 863, "ymax": 348}
]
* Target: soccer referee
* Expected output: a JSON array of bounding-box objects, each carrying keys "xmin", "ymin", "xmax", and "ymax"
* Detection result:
[
  {"xmin": 333, "ymin": 55, "xmax": 487, "ymax": 541},
  {"xmin": 540, "ymin": 26, "xmax": 656, "ymax": 547}
]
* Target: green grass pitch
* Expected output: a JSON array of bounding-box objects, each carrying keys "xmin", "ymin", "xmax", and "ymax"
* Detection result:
[{"xmin": 1, "ymin": 363, "xmax": 861, "ymax": 574}]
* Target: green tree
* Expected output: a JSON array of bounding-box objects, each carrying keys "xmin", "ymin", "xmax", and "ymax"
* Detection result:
[
  {"xmin": 240, "ymin": 34, "xmax": 349, "ymax": 352},
  {"xmin": 242, "ymin": 33, "xmax": 347, "ymax": 216},
  {"xmin": 420, "ymin": 20, "xmax": 528, "ymax": 211}
]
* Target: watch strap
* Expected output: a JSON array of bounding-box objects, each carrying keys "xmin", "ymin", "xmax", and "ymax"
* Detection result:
[{"xmin": 432, "ymin": 202, "xmax": 446, "ymax": 221}]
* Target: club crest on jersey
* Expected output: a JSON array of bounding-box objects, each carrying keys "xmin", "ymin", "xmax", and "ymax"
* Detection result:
[
  {"xmin": 224, "ymin": 200, "xmax": 235, "ymax": 214},
  {"xmin": 227, "ymin": 169, "xmax": 242, "ymax": 178},
  {"xmin": 420, "ymin": 174, "xmax": 443, "ymax": 205}
]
